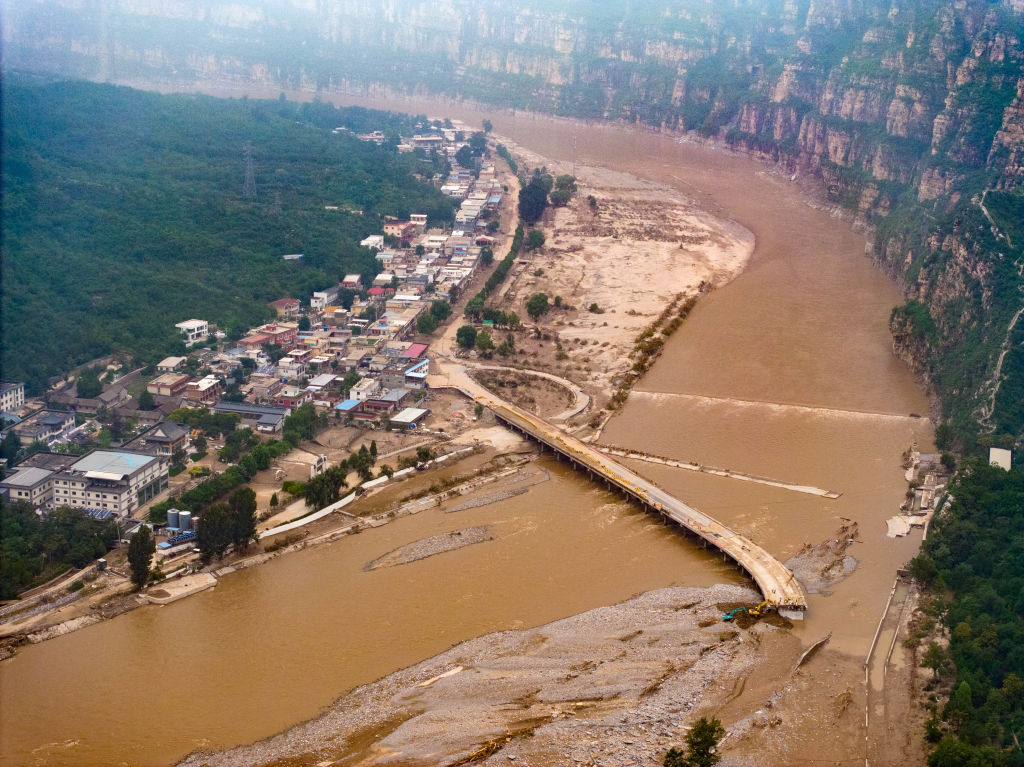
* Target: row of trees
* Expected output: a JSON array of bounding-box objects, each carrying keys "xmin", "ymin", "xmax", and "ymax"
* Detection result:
[
  {"xmin": 463, "ymin": 224, "xmax": 525, "ymax": 321},
  {"xmin": 150, "ymin": 405, "xmax": 327, "ymax": 521},
  {"xmin": 196, "ymin": 488, "xmax": 259, "ymax": 564}
]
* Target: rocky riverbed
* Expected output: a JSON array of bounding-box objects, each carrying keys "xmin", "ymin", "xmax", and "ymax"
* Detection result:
[
  {"xmin": 178, "ymin": 584, "xmax": 793, "ymax": 767},
  {"xmin": 364, "ymin": 526, "xmax": 494, "ymax": 571}
]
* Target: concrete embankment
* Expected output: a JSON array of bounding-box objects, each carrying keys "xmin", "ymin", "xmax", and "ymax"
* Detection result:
[{"xmin": 144, "ymin": 574, "xmax": 217, "ymax": 605}]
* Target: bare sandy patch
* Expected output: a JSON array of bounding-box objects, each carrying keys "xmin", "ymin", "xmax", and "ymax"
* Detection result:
[
  {"xmin": 489, "ymin": 141, "xmax": 754, "ymax": 407},
  {"xmin": 454, "ymin": 425, "xmax": 530, "ymax": 452}
]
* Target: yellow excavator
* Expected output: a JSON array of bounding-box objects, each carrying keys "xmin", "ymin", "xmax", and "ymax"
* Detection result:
[{"xmin": 721, "ymin": 601, "xmax": 769, "ymax": 621}]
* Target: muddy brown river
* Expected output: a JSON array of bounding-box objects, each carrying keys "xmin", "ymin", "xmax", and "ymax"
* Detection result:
[{"xmin": 0, "ymin": 91, "xmax": 932, "ymax": 766}]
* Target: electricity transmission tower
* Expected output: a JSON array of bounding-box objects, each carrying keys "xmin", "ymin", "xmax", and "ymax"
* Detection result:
[{"xmin": 242, "ymin": 144, "xmax": 257, "ymax": 199}]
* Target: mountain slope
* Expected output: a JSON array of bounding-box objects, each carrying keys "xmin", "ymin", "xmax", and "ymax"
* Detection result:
[{"xmin": 1, "ymin": 79, "xmax": 453, "ymax": 392}]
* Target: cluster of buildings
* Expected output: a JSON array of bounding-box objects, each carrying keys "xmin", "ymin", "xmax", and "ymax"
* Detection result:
[{"xmin": 0, "ymin": 126, "xmax": 509, "ymax": 520}]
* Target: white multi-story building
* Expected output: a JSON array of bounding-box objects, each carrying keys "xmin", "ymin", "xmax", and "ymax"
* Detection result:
[
  {"xmin": 0, "ymin": 381, "xmax": 25, "ymax": 413},
  {"xmin": 350, "ymin": 377, "xmax": 379, "ymax": 402},
  {"xmin": 311, "ymin": 285, "xmax": 340, "ymax": 312},
  {"xmin": 175, "ymin": 319, "xmax": 209, "ymax": 344},
  {"xmin": 50, "ymin": 450, "xmax": 168, "ymax": 515},
  {"xmin": 0, "ymin": 467, "xmax": 56, "ymax": 506}
]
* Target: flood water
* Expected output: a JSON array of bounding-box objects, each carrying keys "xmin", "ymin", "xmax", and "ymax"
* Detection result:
[
  {"xmin": 0, "ymin": 89, "xmax": 932, "ymax": 765},
  {"xmin": 0, "ymin": 460, "xmax": 734, "ymax": 766}
]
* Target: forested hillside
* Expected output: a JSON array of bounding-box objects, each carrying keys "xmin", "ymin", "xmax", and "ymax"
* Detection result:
[
  {"xmin": 1, "ymin": 79, "xmax": 454, "ymax": 392},
  {"xmin": 910, "ymin": 462, "xmax": 1024, "ymax": 766}
]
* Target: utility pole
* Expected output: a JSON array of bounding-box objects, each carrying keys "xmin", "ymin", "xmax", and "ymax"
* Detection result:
[
  {"xmin": 572, "ymin": 133, "xmax": 577, "ymax": 178},
  {"xmin": 242, "ymin": 144, "xmax": 257, "ymax": 199}
]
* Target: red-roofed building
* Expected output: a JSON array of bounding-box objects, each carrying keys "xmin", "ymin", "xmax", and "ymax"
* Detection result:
[
  {"xmin": 402, "ymin": 343, "xmax": 428, "ymax": 360},
  {"xmin": 239, "ymin": 333, "xmax": 272, "ymax": 349},
  {"xmin": 257, "ymin": 324, "xmax": 298, "ymax": 347},
  {"xmin": 367, "ymin": 287, "xmax": 388, "ymax": 297},
  {"xmin": 268, "ymin": 298, "xmax": 301, "ymax": 318}
]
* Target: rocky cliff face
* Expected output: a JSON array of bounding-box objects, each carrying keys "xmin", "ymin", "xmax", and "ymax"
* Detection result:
[{"xmin": 3, "ymin": 0, "xmax": 1022, "ymax": 440}]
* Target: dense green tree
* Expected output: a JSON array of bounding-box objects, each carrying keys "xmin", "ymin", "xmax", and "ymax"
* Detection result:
[
  {"xmin": 340, "ymin": 369, "xmax": 362, "ymax": 396},
  {"xmin": 298, "ymin": 315, "xmax": 311, "ymax": 331},
  {"xmin": 923, "ymin": 642, "xmax": 948, "ymax": 679},
  {"xmin": 304, "ymin": 465, "xmax": 347, "ymax": 509},
  {"xmin": 526, "ymin": 229, "xmax": 546, "ymax": 250},
  {"xmin": 554, "ymin": 174, "xmax": 577, "ymax": 193},
  {"xmin": 927, "ymin": 735, "xmax": 1000, "ymax": 767},
  {"xmin": 197, "ymin": 503, "xmax": 234, "ymax": 564},
  {"xmin": 464, "ymin": 295, "xmax": 485, "ymax": 321},
  {"xmin": 430, "ymin": 300, "xmax": 452, "ymax": 321},
  {"xmin": 137, "ymin": 390, "xmax": 155, "ymax": 411},
  {"xmin": 169, "ymin": 408, "xmax": 240, "ymax": 438},
  {"xmin": 455, "ymin": 144, "xmax": 474, "ymax": 168},
  {"xmin": 475, "ymin": 329, "xmax": 494, "ymax": 353},
  {"xmin": 526, "ymin": 292, "xmax": 550, "ymax": 321},
  {"xmin": 549, "ymin": 188, "xmax": 572, "ymax": 206},
  {"xmin": 468, "ymin": 131, "xmax": 488, "ymax": 156},
  {"xmin": 1, "ymin": 430, "xmax": 21, "ymax": 464},
  {"xmin": 518, "ymin": 174, "xmax": 550, "ymax": 224},
  {"xmin": 417, "ymin": 313, "xmax": 439, "ymax": 334},
  {"xmin": 456, "ymin": 325, "xmax": 478, "ymax": 349},
  {"xmin": 0, "ymin": 500, "xmax": 118, "ymax": 598},
  {"xmin": 915, "ymin": 460, "xmax": 1024, "ymax": 762},
  {"xmin": 76, "ymin": 367, "xmax": 103, "ymax": 399},
  {"xmin": 127, "ymin": 526, "xmax": 155, "ymax": 589},
  {"xmin": 228, "ymin": 487, "xmax": 258, "ymax": 551},
  {"xmin": 665, "ymin": 717, "xmax": 725, "ymax": 767},
  {"xmin": 480, "ymin": 247, "xmax": 494, "ymax": 266}
]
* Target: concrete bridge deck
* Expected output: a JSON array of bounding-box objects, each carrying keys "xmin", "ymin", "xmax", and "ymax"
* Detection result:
[{"xmin": 428, "ymin": 366, "xmax": 807, "ymax": 617}]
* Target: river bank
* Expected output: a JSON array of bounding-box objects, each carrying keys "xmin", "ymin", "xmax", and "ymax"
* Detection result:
[{"xmin": 176, "ymin": 578, "xmax": 926, "ymax": 767}]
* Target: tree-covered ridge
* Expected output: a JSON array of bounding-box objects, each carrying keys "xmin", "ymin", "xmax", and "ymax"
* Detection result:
[
  {"xmin": 911, "ymin": 461, "xmax": 1024, "ymax": 765},
  {"xmin": 1, "ymin": 78, "xmax": 455, "ymax": 392}
]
